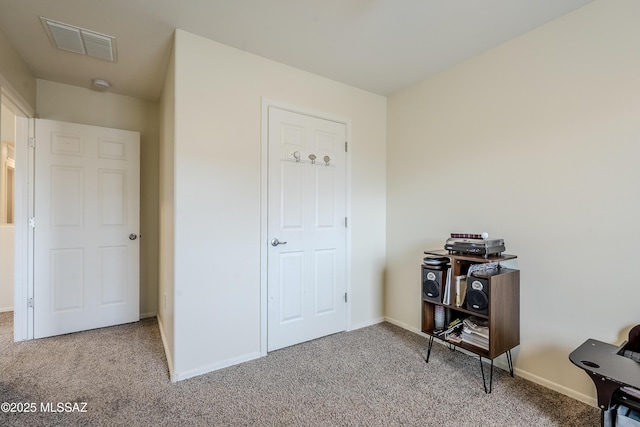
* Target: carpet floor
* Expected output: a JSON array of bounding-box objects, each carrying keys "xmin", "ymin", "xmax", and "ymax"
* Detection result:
[{"xmin": 0, "ymin": 312, "xmax": 599, "ymax": 426}]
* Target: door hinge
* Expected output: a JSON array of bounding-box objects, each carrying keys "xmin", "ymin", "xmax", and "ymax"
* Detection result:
[
  {"xmin": 345, "ymin": 141, "xmax": 348, "ymax": 152},
  {"xmin": 344, "ymin": 292, "xmax": 348, "ymax": 303},
  {"xmin": 28, "ymin": 217, "xmax": 35, "ymax": 228},
  {"xmin": 345, "ymin": 217, "xmax": 348, "ymax": 228},
  {"xmin": 29, "ymin": 137, "xmax": 36, "ymax": 148},
  {"xmin": 27, "ymin": 298, "xmax": 34, "ymax": 308}
]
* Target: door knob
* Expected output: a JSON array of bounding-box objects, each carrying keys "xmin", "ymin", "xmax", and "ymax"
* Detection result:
[
  {"xmin": 129, "ymin": 234, "xmax": 138, "ymax": 240},
  {"xmin": 271, "ymin": 238, "xmax": 287, "ymax": 246}
]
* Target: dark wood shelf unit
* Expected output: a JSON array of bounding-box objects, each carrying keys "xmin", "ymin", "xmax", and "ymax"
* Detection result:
[
  {"xmin": 424, "ymin": 249, "xmax": 517, "ymax": 264},
  {"xmin": 422, "ymin": 250, "xmax": 520, "ymax": 392}
]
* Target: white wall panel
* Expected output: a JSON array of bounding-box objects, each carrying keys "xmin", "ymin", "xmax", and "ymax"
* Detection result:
[{"xmin": 171, "ymin": 29, "xmax": 386, "ymax": 379}]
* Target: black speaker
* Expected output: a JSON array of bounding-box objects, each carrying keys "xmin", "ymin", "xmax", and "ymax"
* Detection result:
[
  {"xmin": 422, "ymin": 266, "xmax": 448, "ymax": 303},
  {"xmin": 466, "ymin": 275, "xmax": 489, "ymax": 315}
]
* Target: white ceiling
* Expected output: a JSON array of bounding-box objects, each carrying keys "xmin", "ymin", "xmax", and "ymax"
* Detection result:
[{"xmin": 0, "ymin": 0, "xmax": 594, "ymax": 101}]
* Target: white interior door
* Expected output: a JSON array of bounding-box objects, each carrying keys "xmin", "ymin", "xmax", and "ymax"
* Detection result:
[
  {"xmin": 267, "ymin": 107, "xmax": 347, "ymax": 351},
  {"xmin": 34, "ymin": 119, "xmax": 140, "ymax": 339}
]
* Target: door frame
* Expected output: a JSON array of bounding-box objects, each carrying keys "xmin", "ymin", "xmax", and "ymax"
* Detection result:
[
  {"xmin": 0, "ymin": 86, "xmax": 34, "ymax": 342},
  {"xmin": 260, "ymin": 98, "xmax": 352, "ymax": 356}
]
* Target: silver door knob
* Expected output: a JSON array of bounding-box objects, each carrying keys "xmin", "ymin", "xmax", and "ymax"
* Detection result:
[
  {"xmin": 271, "ymin": 238, "xmax": 287, "ymax": 246},
  {"xmin": 129, "ymin": 234, "xmax": 138, "ymax": 240}
]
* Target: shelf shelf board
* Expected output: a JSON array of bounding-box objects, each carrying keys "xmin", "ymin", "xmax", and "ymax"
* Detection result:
[
  {"xmin": 423, "ymin": 329, "xmax": 490, "ymax": 358},
  {"xmin": 423, "ymin": 300, "xmax": 489, "ymax": 319},
  {"xmin": 424, "ymin": 249, "xmax": 517, "ymax": 263}
]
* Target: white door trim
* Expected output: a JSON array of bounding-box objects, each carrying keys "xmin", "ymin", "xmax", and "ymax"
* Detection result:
[
  {"xmin": 260, "ymin": 98, "xmax": 352, "ymax": 356},
  {"xmin": 0, "ymin": 87, "xmax": 34, "ymax": 342}
]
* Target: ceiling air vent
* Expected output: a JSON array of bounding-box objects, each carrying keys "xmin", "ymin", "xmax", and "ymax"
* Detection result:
[
  {"xmin": 40, "ymin": 17, "xmax": 117, "ymax": 62},
  {"xmin": 82, "ymin": 32, "xmax": 114, "ymax": 61}
]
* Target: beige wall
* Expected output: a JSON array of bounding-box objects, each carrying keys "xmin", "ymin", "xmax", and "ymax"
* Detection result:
[
  {"xmin": 1, "ymin": 102, "xmax": 15, "ymax": 141},
  {"xmin": 0, "ymin": 225, "xmax": 13, "ymax": 311},
  {"xmin": 386, "ymin": 0, "xmax": 640, "ymax": 404},
  {"xmin": 169, "ymin": 29, "xmax": 386, "ymax": 379},
  {"xmin": 37, "ymin": 80, "xmax": 160, "ymax": 318},
  {"xmin": 158, "ymin": 42, "xmax": 176, "ymax": 375},
  {"xmin": 0, "ymin": 26, "xmax": 35, "ymax": 112}
]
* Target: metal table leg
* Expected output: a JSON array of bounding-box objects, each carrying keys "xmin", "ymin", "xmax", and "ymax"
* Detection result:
[
  {"xmin": 478, "ymin": 355, "xmax": 496, "ymax": 393},
  {"xmin": 425, "ymin": 335, "xmax": 434, "ymax": 363}
]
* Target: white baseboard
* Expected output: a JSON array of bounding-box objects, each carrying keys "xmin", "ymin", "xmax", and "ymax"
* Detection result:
[
  {"xmin": 0, "ymin": 306, "xmax": 13, "ymax": 313},
  {"xmin": 349, "ymin": 316, "xmax": 385, "ymax": 331},
  {"xmin": 171, "ymin": 351, "xmax": 262, "ymax": 383},
  {"xmin": 384, "ymin": 316, "xmax": 598, "ymax": 409},
  {"xmin": 156, "ymin": 314, "xmax": 175, "ymax": 381},
  {"xmin": 384, "ymin": 316, "xmax": 424, "ymax": 336},
  {"xmin": 513, "ymin": 367, "xmax": 597, "ymax": 408},
  {"xmin": 140, "ymin": 311, "xmax": 157, "ymax": 319}
]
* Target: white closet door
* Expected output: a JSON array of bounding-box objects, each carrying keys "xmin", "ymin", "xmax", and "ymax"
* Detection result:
[{"xmin": 267, "ymin": 107, "xmax": 347, "ymax": 351}]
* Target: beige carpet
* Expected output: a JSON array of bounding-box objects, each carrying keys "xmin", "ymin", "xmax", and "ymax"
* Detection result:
[{"xmin": 0, "ymin": 312, "xmax": 598, "ymax": 426}]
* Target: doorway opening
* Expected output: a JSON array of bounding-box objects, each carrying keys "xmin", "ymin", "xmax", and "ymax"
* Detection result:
[
  {"xmin": 0, "ymin": 96, "xmax": 18, "ymax": 316},
  {"xmin": 0, "ymin": 89, "xmax": 32, "ymax": 342}
]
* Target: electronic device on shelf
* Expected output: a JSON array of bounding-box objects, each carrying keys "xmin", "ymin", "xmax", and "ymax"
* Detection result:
[
  {"xmin": 444, "ymin": 237, "xmax": 505, "ymax": 256},
  {"xmin": 422, "ymin": 255, "xmax": 450, "ymax": 268}
]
